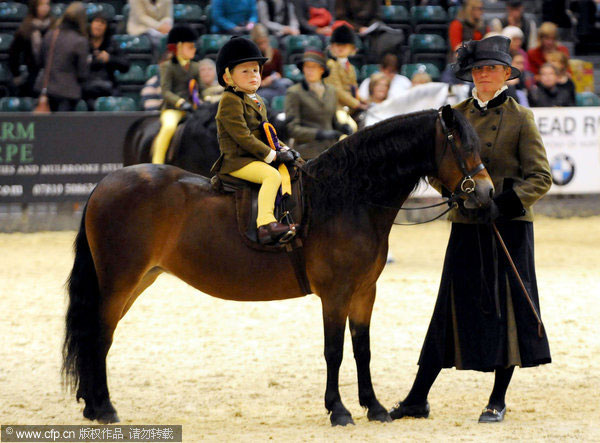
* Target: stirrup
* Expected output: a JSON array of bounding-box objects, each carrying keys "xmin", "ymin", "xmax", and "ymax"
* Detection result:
[{"xmin": 278, "ymin": 226, "xmax": 297, "ymax": 244}]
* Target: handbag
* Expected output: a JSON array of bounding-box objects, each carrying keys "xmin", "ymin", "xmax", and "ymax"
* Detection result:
[{"xmin": 34, "ymin": 29, "xmax": 59, "ymax": 114}]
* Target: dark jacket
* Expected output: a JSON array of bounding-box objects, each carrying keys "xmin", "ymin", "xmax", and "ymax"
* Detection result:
[
  {"xmin": 159, "ymin": 58, "xmax": 201, "ymax": 110},
  {"xmin": 87, "ymin": 30, "xmax": 130, "ymax": 88},
  {"xmin": 528, "ymin": 82, "xmax": 575, "ymax": 107},
  {"xmin": 285, "ymin": 80, "xmax": 338, "ymax": 159},
  {"xmin": 334, "ymin": 0, "xmax": 379, "ymax": 29},
  {"xmin": 35, "ymin": 26, "xmax": 89, "ymax": 100}
]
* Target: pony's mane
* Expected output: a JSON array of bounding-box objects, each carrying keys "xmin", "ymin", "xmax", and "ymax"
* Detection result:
[{"xmin": 304, "ymin": 108, "xmax": 479, "ymax": 220}]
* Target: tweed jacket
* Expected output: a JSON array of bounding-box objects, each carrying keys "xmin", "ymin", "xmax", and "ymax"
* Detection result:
[
  {"xmin": 324, "ymin": 58, "xmax": 361, "ymax": 109},
  {"xmin": 285, "ymin": 81, "xmax": 338, "ymax": 159},
  {"xmin": 159, "ymin": 59, "xmax": 201, "ymax": 110},
  {"xmin": 213, "ymin": 89, "xmax": 272, "ymax": 174},
  {"xmin": 441, "ymin": 95, "xmax": 551, "ymax": 223},
  {"xmin": 127, "ymin": 0, "xmax": 173, "ymax": 36}
]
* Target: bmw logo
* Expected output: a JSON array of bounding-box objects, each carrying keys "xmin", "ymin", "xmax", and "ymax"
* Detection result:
[{"xmin": 550, "ymin": 154, "xmax": 575, "ymax": 186}]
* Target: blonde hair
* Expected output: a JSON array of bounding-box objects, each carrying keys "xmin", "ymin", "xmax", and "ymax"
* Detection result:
[
  {"xmin": 368, "ymin": 72, "xmax": 391, "ymax": 97},
  {"xmin": 546, "ymin": 50, "xmax": 569, "ymax": 74},
  {"xmin": 411, "ymin": 72, "xmax": 432, "ymax": 85},
  {"xmin": 250, "ymin": 23, "xmax": 272, "ymax": 59},
  {"xmin": 538, "ymin": 22, "xmax": 558, "ymax": 42}
]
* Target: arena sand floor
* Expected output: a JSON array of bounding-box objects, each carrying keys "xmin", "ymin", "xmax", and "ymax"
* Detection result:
[{"xmin": 1, "ymin": 216, "xmax": 599, "ymax": 442}]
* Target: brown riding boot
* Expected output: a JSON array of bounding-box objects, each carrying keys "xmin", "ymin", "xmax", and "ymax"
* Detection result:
[{"xmin": 258, "ymin": 222, "xmax": 297, "ymax": 245}]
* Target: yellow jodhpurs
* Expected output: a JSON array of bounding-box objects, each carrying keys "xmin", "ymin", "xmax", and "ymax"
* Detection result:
[
  {"xmin": 229, "ymin": 161, "xmax": 282, "ymax": 227},
  {"xmin": 152, "ymin": 109, "xmax": 185, "ymax": 164}
]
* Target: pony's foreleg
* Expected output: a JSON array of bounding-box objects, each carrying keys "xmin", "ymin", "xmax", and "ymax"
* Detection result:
[
  {"xmin": 348, "ymin": 284, "xmax": 391, "ymax": 423},
  {"xmin": 321, "ymin": 298, "xmax": 354, "ymax": 426}
]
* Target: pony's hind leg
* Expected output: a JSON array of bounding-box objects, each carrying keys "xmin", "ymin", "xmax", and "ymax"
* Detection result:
[{"xmin": 348, "ymin": 284, "xmax": 391, "ymax": 423}]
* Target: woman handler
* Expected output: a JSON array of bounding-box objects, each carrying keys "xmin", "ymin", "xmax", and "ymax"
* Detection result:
[{"xmin": 389, "ymin": 35, "xmax": 552, "ymax": 423}]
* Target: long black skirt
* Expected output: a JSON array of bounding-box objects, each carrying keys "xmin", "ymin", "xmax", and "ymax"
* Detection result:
[{"xmin": 418, "ymin": 221, "xmax": 551, "ymax": 372}]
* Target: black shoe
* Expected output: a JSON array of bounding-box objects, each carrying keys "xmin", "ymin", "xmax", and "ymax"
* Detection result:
[
  {"xmin": 389, "ymin": 400, "xmax": 430, "ymax": 420},
  {"xmin": 478, "ymin": 405, "xmax": 506, "ymax": 423},
  {"xmin": 257, "ymin": 222, "xmax": 296, "ymax": 245}
]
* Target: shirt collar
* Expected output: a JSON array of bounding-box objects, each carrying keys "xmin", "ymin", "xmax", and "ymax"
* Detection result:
[
  {"xmin": 176, "ymin": 56, "xmax": 189, "ymax": 67},
  {"xmin": 472, "ymin": 85, "xmax": 508, "ymax": 110}
]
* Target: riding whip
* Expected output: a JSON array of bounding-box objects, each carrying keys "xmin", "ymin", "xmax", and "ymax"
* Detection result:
[{"xmin": 491, "ymin": 222, "xmax": 545, "ymax": 338}]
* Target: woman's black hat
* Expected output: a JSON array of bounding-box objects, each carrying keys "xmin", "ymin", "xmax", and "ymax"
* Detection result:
[
  {"xmin": 330, "ymin": 24, "xmax": 356, "ymax": 45},
  {"xmin": 452, "ymin": 35, "xmax": 521, "ymax": 82},
  {"xmin": 167, "ymin": 25, "xmax": 198, "ymax": 45},
  {"xmin": 297, "ymin": 48, "xmax": 329, "ymax": 78},
  {"xmin": 216, "ymin": 36, "xmax": 269, "ymax": 87}
]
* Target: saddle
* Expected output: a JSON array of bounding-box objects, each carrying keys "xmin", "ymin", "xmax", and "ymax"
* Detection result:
[
  {"xmin": 165, "ymin": 118, "xmax": 188, "ymax": 163},
  {"xmin": 210, "ymin": 164, "xmax": 312, "ymax": 294}
]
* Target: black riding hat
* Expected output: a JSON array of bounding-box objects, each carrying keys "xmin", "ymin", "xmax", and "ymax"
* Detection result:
[
  {"xmin": 167, "ymin": 25, "xmax": 198, "ymax": 45},
  {"xmin": 452, "ymin": 35, "xmax": 521, "ymax": 82},
  {"xmin": 330, "ymin": 24, "xmax": 356, "ymax": 45},
  {"xmin": 216, "ymin": 36, "xmax": 269, "ymax": 87}
]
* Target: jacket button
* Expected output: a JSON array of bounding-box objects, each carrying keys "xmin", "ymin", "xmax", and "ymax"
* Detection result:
[
  {"xmin": 486, "ymin": 142, "xmax": 492, "ymax": 147},
  {"xmin": 491, "ymin": 125, "xmax": 497, "ymax": 130}
]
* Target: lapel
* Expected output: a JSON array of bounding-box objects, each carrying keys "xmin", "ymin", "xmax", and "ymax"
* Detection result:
[{"xmin": 244, "ymin": 93, "xmax": 265, "ymax": 118}]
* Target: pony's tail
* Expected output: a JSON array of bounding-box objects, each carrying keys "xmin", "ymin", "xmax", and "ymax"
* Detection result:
[{"xmin": 62, "ymin": 203, "xmax": 101, "ymax": 400}]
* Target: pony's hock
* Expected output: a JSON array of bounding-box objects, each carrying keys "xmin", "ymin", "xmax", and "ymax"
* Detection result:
[{"xmin": 64, "ymin": 106, "xmax": 493, "ymax": 425}]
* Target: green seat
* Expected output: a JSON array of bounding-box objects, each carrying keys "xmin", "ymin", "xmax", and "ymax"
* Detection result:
[
  {"xmin": 409, "ymin": 34, "xmax": 446, "ymax": 53},
  {"xmin": 269, "ymin": 35, "xmax": 279, "ymax": 49},
  {"xmin": 284, "ymin": 35, "xmax": 322, "ymax": 59},
  {"xmin": 174, "ymin": 3, "xmax": 203, "ymax": 22},
  {"xmin": 75, "ymin": 100, "xmax": 88, "ymax": 112},
  {"xmin": 51, "ymin": 3, "xmax": 66, "ymax": 18},
  {"xmin": 360, "ymin": 64, "xmax": 380, "ymax": 82},
  {"xmin": 575, "ymin": 92, "xmax": 600, "ymax": 106},
  {"xmin": 112, "ymin": 34, "xmax": 152, "ymax": 53},
  {"xmin": 0, "ymin": 97, "xmax": 34, "ymax": 112},
  {"xmin": 0, "ymin": 2, "xmax": 27, "ymax": 21},
  {"xmin": 199, "ymin": 34, "xmax": 230, "ymax": 56},
  {"xmin": 283, "ymin": 64, "xmax": 303, "ymax": 83},
  {"xmin": 400, "ymin": 63, "xmax": 441, "ymax": 82},
  {"xmin": 0, "ymin": 33, "xmax": 12, "ymax": 51},
  {"xmin": 115, "ymin": 63, "xmax": 147, "ymax": 84},
  {"xmin": 146, "ymin": 64, "xmax": 159, "ymax": 80},
  {"xmin": 410, "ymin": 6, "xmax": 447, "ymax": 24},
  {"xmin": 270, "ymin": 95, "xmax": 285, "ymax": 113},
  {"xmin": 448, "ymin": 5, "xmax": 460, "ymax": 20},
  {"xmin": 86, "ymin": 3, "xmax": 116, "ymax": 21},
  {"xmin": 94, "ymin": 96, "xmax": 137, "ymax": 112},
  {"xmin": 382, "ymin": 5, "xmax": 409, "ymax": 24},
  {"xmin": 0, "ymin": 62, "xmax": 11, "ymax": 82}
]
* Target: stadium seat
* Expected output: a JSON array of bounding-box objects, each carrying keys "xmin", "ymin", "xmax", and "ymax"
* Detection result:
[
  {"xmin": 283, "ymin": 35, "xmax": 322, "ymax": 63},
  {"xmin": 409, "ymin": 34, "xmax": 448, "ymax": 70},
  {"xmin": 360, "ymin": 64, "xmax": 380, "ymax": 82},
  {"xmin": 145, "ymin": 64, "xmax": 159, "ymax": 80},
  {"xmin": 382, "ymin": 5, "xmax": 410, "ymax": 25},
  {"xmin": 174, "ymin": 3, "xmax": 203, "ymax": 22},
  {"xmin": 0, "ymin": 2, "xmax": 27, "ymax": 31},
  {"xmin": 400, "ymin": 63, "xmax": 441, "ymax": 82},
  {"xmin": 198, "ymin": 34, "xmax": 230, "ymax": 58},
  {"xmin": 51, "ymin": 3, "xmax": 66, "ymax": 18},
  {"xmin": 75, "ymin": 99, "xmax": 88, "ymax": 112},
  {"xmin": 115, "ymin": 63, "xmax": 147, "ymax": 84},
  {"xmin": 270, "ymin": 95, "xmax": 285, "ymax": 113},
  {"xmin": 0, "ymin": 32, "xmax": 12, "ymax": 54},
  {"xmin": 283, "ymin": 64, "xmax": 303, "ymax": 83},
  {"xmin": 411, "ymin": 5, "xmax": 448, "ymax": 38},
  {"xmin": 112, "ymin": 34, "xmax": 152, "ymax": 62},
  {"xmin": 94, "ymin": 96, "xmax": 138, "ymax": 112},
  {"xmin": 0, "ymin": 62, "xmax": 11, "ymax": 84},
  {"xmin": 575, "ymin": 92, "xmax": 600, "ymax": 106},
  {"xmin": 0, "ymin": 96, "xmax": 34, "ymax": 112},
  {"xmin": 86, "ymin": 3, "xmax": 116, "ymax": 21},
  {"xmin": 448, "ymin": 5, "xmax": 460, "ymax": 20}
]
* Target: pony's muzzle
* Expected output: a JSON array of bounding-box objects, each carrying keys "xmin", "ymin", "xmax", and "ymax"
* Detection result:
[{"xmin": 464, "ymin": 179, "xmax": 494, "ymax": 209}]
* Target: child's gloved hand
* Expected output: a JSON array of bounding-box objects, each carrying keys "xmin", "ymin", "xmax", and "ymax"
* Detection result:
[
  {"xmin": 179, "ymin": 102, "xmax": 193, "ymax": 112},
  {"xmin": 275, "ymin": 150, "xmax": 295, "ymax": 166}
]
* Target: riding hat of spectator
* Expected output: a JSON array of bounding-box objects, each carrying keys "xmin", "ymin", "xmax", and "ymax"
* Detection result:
[
  {"xmin": 297, "ymin": 48, "xmax": 329, "ymax": 78},
  {"xmin": 453, "ymin": 35, "xmax": 521, "ymax": 81},
  {"xmin": 507, "ymin": 0, "xmax": 523, "ymax": 7},
  {"xmin": 330, "ymin": 24, "xmax": 356, "ymax": 45},
  {"xmin": 216, "ymin": 36, "xmax": 269, "ymax": 87},
  {"xmin": 167, "ymin": 25, "xmax": 198, "ymax": 45}
]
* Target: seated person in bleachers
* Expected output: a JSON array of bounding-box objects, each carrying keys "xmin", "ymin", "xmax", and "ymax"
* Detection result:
[
  {"xmin": 546, "ymin": 50, "xmax": 576, "ymax": 105},
  {"xmin": 506, "ymin": 51, "xmax": 532, "ymax": 106},
  {"xmin": 285, "ymin": 48, "xmax": 350, "ymax": 159},
  {"xmin": 83, "ymin": 11, "xmax": 131, "ymax": 111},
  {"xmin": 8, "ymin": 0, "xmax": 54, "ymax": 98},
  {"xmin": 211, "ymin": 0, "xmax": 258, "ymax": 35},
  {"xmin": 140, "ymin": 70, "xmax": 162, "ymax": 111},
  {"xmin": 501, "ymin": 25, "xmax": 531, "ymax": 72},
  {"xmin": 366, "ymin": 72, "xmax": 390, "ymax": 104},
  {"xmin": 127, "ymin": 0, "xmax": 173, "ymax": 55},
  {"xmin": 448, "ymin": 0, "xmax": 488, "ymax": 50},
  {"xmin": 528, "ymin": 63, "xmax": 575, "ymax": 107},
  {"xmin": 490, "ymin": 0, "xmax": 537, "ymax": 51},
  {"xmin": 324, "ymin": 24, "xmax": 368, "ymax": 128},
  {"xmin": 358, "ymin": 53, "xmax": 410, "ymax": 101},
  {"xmin": 527, "ymin": 21, "xmax": 570, "ymax": 76},
  {"xmin": 411, "ymin": 72, "xmax": 432, "ymax": 87},
  {"xmin": 251, "ymin": 24, "xmax": 292, "ymax": 103},
  {"xmin": 334, "ymin": 0, "xmax": 379, "ymax": 36},
  {"xmin": 257, "ymin": 0, "xmax": 300, "ymax": 37},
  {"xmin": 198, "ymin": 58, "xmax": 224, "ymax": 103},
  {"xmin": 292, "ymin": 0, "xmax": 335, "ymax": 36}
]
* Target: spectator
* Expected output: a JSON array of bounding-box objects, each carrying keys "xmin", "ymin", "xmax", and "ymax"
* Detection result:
[
  {"xmin": 292, "ymin": 0, "xmax": 335, "ymax": 36},
  {"xmin": 334, "ymin": 0, "xmax": 379, "ymax": 35},
  {"xmin": 546, "ymin": 50, "xmax": 576, "ymax": 105},
  {"xmin": 501, "ymin": 26, "xmax": 531, "ymax": 72},
  {"xmin": 198, "ymin": 58, "xmax": 224, "ymax": 103},
  {"xmin": 8, "ymin": 0, "xmax": 54, "ymax": 98},
  {"xmin": 527, "ymin": 22, "xmax": 570, "ymax": 76},
  {"xmin": 285, "ymin": 49, "xmax": 349, "ymax": 159},
  {"xmin": 211, "ymin": 0, "xmax": 258, "ymax": 34},
  {"xmin": 448, "ymin": 0, "xmax": 487, "ymax": 50},
  {"xmin": 367, "ymin": 72, "xmax": 390, "ymax": 103},
  {"xmin": 490, "ymin": 0, "xmax": 537, "ymax": 50},
  {"xmin": 257, "ymin": 0, "xmax": 300, "ymax": 37},
  {"xmin": 250, "ymin": 24, "xmax": 292, "ymax": 103},
  {"xmin": 358, "ymin": 53, "xmax": 411, "ymax": 100},
  {"xmin": 528, "ymin": 63, "xmax": 575, "ymax": 107},
  {"xmin": 34, "ymin": 1, "xmax": 89, "ymax": 111},
  {"xmin": 83, "ymin": 11, "xmax": 131, "ymax": 110},
  {"xmin": 127, "ymin": 0, "xmax": 173, "ymax": 55},
  {"xmin": 506, "ymin": 51, "xmax": 532, "ymax": 106},
  {"xmin": 411, "ymin": 72, "xmax": 432, "ymax": 87}
]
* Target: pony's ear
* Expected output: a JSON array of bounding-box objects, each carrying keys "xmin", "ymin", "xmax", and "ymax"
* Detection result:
[{"xmin": 441, "ymin": 104, "xmax": 455, "ymax": 129}]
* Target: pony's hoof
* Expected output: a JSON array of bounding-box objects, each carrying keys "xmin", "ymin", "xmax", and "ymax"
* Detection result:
[
  {"xmin": 367, "ymin": 407, "xmax": 392, "ymax": 423},
  {"xmin": 330, "ymin": 412, "xmax": 355, "ymax": 427},
  {"xmin": 97, "ymin": 411, "xmax": 120, "ymax": 424}
]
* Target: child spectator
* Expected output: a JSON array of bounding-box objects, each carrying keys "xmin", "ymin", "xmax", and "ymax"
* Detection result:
[
  {"xmin": 528, "ymin": 63, "xmax": 575, "ymax": 107},
  {"xmin": 546, "ymin": 50, "xmax": 576, "ymax": 105},
  {"xmin": 527, "ymin": 21, "xmax": 570, "ymax": 76},
  {"xmin": 358, "ymin": 53, "xmax": 411, "ymax": 101},
  {"xmin": 198, "ymin": 58, "xmax": 224, "ymax": 103},
  {"xmin": 367, "ymin": 72, "xmax": 390, "ymax": 103}
]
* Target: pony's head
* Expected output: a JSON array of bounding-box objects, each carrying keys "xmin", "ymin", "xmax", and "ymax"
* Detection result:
[{"xmin": 435, "ymin": 105, "xmax": 494, "ymax": 209}]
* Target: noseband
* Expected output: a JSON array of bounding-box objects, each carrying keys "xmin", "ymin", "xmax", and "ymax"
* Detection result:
[{"xmin": 437, "ymin": 109, "xmax": 485, "ymax": 197}]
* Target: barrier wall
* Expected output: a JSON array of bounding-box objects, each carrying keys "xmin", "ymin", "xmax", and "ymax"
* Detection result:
[{"xmin": 0, "ymin": 108, "xmax": 599, "ymax": 204}]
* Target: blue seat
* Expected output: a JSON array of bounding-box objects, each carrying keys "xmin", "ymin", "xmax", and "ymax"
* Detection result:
[
  {"xmin": 173, "ymin": 3, "xmax": 203, "ymax": 22},
  {"xmin": 198, "ymin": 34, "xmax": 230, "ymax": 57},
  {"xmin": 112, "ymin": 34, "xmax": 152, "ymax": 62},
  {"xmin": 0, "ymin": 96, "xmax": 34, "ymax": 112},
  {"xmin": 86, "ymin": 3, "xmax": 116, "ymax": 21},
  {"xmin": 401, "ymin": 63, "xmax": 441, "ymax": 82},
  {"xmin": 575, "ymin": 92, "xmax": 600, "ymax": 106},
  {"xmin": 360, "ymin": 64, "xmax": 380, "ymax": 82},
  {"xmin": 0, "ymin": 32, "xmax": 12, "ymax": 52},
  {"xmin": 145, "ymin": 64, "xmax": 159, "ymax": 80},
  {"xmin": 115, "ymin": 63, "xmax": 147, "ymax": 84},
  {"xmin": 283, "ymin": 34, "xmax": 323, "ymax": 63},
  {"xmin": 0, "ymin": 2, "xmax": 27, "ymax": 21},
  {"xmin": 270, "ymin": 95, "xmax": 285, "ymax": 113},
  {"xmin": 409, "ymin": 34, "xmax": 448, "ymax": 71},
  {"xmin": 51, "ymin": 3, "xmax": 66, "ymax": 18},
  {"xmin": 382, "ymin": 5, "xmax": 410, "ymax": 24},
  {"xmin": 411, "ymin": 5, "xmax": 448, "ymax": 38},
  {"xmin": 94, "ymin": 96, "xmax": 138, "ymax": 112},
  {"xmin": 283, "ymin": 64, "xmax": 303, "ymax": 83}
]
